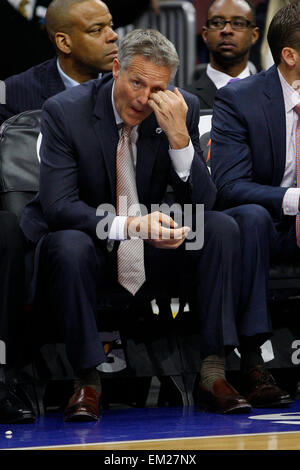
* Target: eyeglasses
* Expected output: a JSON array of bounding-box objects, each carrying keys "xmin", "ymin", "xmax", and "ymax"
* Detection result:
[{"xmin": 206, "ymin": 17, "xmax": 254, "ymax": 31}]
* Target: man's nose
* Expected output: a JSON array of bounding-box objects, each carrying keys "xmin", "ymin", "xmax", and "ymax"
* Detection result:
[
  {"xmin": 221, "ymin": 21, "xmax": 234, "ymax": 33},
  {"xmin": 107, "ymin": 27, "xmax": 118, "ymax": 42},
  {"xmin": 137, "ymin": 89, "xmax": 150, "ymax": 105}
]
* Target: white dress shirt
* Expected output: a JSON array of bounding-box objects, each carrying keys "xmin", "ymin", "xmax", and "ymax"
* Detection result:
[
  {"xmin": 109, "ymin": 83, "xmax": 194, "ymax": 241},
  {"xmin": 206, "ymin": 63, "xmax": 250, "ymax": 89},
  {"xmin": 278, "ymin": 69, "xmax": 300, "ymax": 216},
  {"xmin": 56, "ymin": 59, "xmax": 102, "ymax": 88}
]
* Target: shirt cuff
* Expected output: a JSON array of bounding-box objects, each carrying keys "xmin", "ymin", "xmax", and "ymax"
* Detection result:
[
  {"xmin": 168, "ymin": 139, "xmax": 194, "ymax": 182},
  {"xmin": 282, "ymin": 188, "xmax": 300, "ymax": 215},
  {"xmin": 108, "ymin": 216, "xmax": 128, "ymax": 240}
]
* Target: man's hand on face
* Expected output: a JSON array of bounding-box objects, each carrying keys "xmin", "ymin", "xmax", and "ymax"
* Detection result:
[
  {"xmin": 148, "ymin": 87, "xmax": 190, "ymax": 149},
  {"xmin": 125, "ymin": 211, "xmax": 191, "ymax": 249}
]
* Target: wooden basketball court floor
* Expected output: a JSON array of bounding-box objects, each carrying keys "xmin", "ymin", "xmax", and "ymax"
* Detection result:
[{"xmin": 1, "ymin": 400, "xmax": 300, "ymax": 452}]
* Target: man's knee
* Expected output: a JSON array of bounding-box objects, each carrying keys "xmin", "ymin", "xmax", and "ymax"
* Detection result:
[
  {"xmin": 228, "ymin": 204, "xmax": 271, "ymax": 225},
  {"xmin": 225, "ymin": 204, "xmax": 273, "ymax": 238},
  {"xmin": 204, "ymin": 211, "xmax": 240, "ymax": 246},
  {"xmin": 44, "ymin": 230, "xmax": 97, "ymax": 267}
]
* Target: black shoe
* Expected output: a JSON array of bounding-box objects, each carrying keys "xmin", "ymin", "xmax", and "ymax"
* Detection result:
[{"xmin": 0, "ymin": 382, "xmax": 36, "ymax": 424}]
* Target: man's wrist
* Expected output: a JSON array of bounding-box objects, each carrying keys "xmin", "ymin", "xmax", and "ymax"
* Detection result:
[{"xmin": 168, "ymin": 132, "xmax": 190, "ymax": 149}]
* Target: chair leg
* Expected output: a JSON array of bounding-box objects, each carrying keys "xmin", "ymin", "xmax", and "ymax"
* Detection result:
[{"xmin": 170, "ymin": 374, "xmax": 196, "ymax": 406}]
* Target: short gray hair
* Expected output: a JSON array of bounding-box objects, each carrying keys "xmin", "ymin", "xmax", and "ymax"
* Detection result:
[{"xmin": 117, "ymin": 29, "xmax": 179, "ymax": 80}]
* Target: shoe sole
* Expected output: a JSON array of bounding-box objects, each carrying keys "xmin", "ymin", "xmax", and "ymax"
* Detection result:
[
  {"xmin": 64, "ymin": 412, "xmax": 99, "ymax": 422},
  {"xmin": 199, "ymin": 403, "xmax": 252, "ymax": 414}
]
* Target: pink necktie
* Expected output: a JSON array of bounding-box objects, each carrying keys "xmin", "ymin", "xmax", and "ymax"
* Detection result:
[
  {"xmin": 116, "ymin": 125, "xmax": 146, "ymax": 295},
  {"xmin": 227, "ymin": 77, "xmax": 241, "ymax": 84},
  {"xmin": 294, "ymin": 104, "xmax": 300, "ymax": 247}
]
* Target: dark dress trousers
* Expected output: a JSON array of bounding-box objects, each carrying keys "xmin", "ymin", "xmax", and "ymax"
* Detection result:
[
  {"xmin": 0, "ymin": 57, "xmax": 65, "ymax": 125},
  {"xmin": 211, "ymin": 65, "xmax": 300, "ymax": 328},
  {"xmin": 19, "ymin": 74, "xmax": 264, "ymax": 372}
]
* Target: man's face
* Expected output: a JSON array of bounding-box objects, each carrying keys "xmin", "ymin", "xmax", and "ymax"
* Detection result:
[
  {"xmin": 68, "ymin": 0, "xmax": 118, "ymax": 73},
  {"xmin": 203, "ymin": 0, "xmax": 259, "ymax": 67},
  {"xmin": 112, "ymin": 55, "xmax": 172, "ymax": 127}
]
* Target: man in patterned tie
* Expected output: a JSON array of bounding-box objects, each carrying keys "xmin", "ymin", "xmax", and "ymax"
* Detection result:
[
  {"xmin": 20, "ymin": 27, "xmax": 286, "ymax": 422},
  {"xmin": 211, "ymin": 2, "xmax": 300, "ymax": 404}
]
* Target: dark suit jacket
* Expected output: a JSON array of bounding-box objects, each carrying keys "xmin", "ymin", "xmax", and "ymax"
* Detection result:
[
  {"xmin": 0, "ymin": 1, "xmax": 54, "ymax": 80},
  {"xmin": 211, "ymin": 64, "xmax": 288, "ymax": 221},
  {"xmin": 20, "ymin": 74, "xmax": 217, "ymax": 251},
  {"xmin": 0, "ymin": 57, "xmax": 65, "ymax": 125},
  {"xmin": 184, "ymin": 68, "xmax": 217, "ymax": 110}
]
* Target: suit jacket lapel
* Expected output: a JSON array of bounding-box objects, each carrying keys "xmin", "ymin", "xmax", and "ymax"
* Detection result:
[
  {"xmin": 136, "ymin": 114, "xmax": 162, "ymax": 205},
  {"xmin": 92, "ymin": 76, "xmax": 119, "ymax": 206},
  {"xmin": 41, "ymin": 57, "xmax": 65, "ymax": 101},
  {"xmin": 192, "ymin": 70, "xmax": 217, "ymax": 109},
  {"xmin": 261, "ymin": 65, "xmax": 286, "ymax": 186}
]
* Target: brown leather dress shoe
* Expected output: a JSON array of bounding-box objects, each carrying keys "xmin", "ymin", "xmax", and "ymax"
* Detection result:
[
  {"xmin": 241, "ymin": 366, "xmax": 293, "ymax": 408},
  {"xmin": 198, "ymin": 378, "xmax": 252, "ymax": 414},
  {"xmin": 64, "ymin": 386, "xmax": 101, "ymax": 422}
]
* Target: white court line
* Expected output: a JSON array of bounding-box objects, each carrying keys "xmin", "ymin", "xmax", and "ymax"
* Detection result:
[{"xmin": 5, "ymin": 430, "xmax": 300, "ymax": 450}]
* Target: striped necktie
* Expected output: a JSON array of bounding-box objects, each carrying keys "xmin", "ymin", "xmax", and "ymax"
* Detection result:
[{"xmin": 116, "ymin": 124, "xmax": 146, "ymax": 295}]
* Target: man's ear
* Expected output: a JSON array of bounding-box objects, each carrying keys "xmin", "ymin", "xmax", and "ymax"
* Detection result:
[
  {"xmin": 251, "ymin": 26, "xmax": 260, "ymax": 46},
  {"xmin": 55, "ymin": 32, "xmax": 72, "ymax": 55},
  {"xmin": 112, "ymin": 58, "xmax": 121, "ymax": 80},
  {"xmin": 281, "ymin": 47, "xmax": 298, "ymax": 67},
  {"xmin": 202, "ymin": 26, "xmax": 208, "ymax": 45}
]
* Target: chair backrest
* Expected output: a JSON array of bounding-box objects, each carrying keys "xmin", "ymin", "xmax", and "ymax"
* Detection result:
[
  {"xmin": 134, "ymin": 1, "xmax": 196, "ymax": 88},
  {"xmin": 0, "ymin": 109, "xmax": 41, "ymax": 219},
  {"xmin": 199, "ymin": 109, "xmax": 213, "ymax": 168}
]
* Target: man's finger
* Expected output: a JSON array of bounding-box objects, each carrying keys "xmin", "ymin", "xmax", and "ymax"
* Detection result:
[{"xmin": 157, "ymin": 212, "xmax": 178, "ymax": 228}]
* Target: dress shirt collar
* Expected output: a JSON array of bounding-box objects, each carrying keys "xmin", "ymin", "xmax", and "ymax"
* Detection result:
[
  {"xmin": 277, "ymin": 67, "xmax": 300, "ymax": 113},
  {"xmin": 206, "ymin": 63, "xmax": 250, "ymax": 89},
  {"xmin": 56, "ymin": 58, "xmax": 102, "ymax": 89}
]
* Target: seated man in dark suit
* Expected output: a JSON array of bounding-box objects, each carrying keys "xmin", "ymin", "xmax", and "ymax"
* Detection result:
[
  {"xmin": 211, "ymin": 2, "xmax": 300, "ymax": 404},
  {"xmin": 20, "ymin": 28, "xmax": 289, "ymax": 420},
  {"xmin": 0, "ymin": 211, "xmax": 35, "ymax": 423},
  {"xmin": 1, "ymin": 0, "xmax": 164, "ymax": 81},
  {"xmin": 184, "ymin": 0, "xmax": 259, "ymax": 110},
  {"xmin": 0, "ymin": 0, "xmax": 118, "ymax": 125}
]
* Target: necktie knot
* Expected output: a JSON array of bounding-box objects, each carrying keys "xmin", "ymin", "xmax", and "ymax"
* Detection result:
[
  {"xmin": 116, "ymin": 122, "xmax": 145, "ymax": 295},
  {"xmin": 121, "ymin": 124, "xmax": 133, "ymax": 140}
]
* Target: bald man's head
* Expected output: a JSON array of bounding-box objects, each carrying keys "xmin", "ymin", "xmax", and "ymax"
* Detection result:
[
  {"xmin": 45, "ymin": 0, "xmax": 118, "ymax": 80},
  {"xmin": 46, "ymin": 0, "xmax": 108, "ymax": 42}
]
